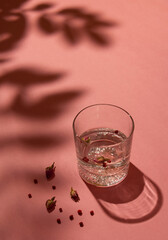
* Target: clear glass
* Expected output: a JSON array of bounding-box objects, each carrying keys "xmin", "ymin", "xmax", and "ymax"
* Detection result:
[{"xmin": 73, "ymin": 104, "xmax": 134, "ymax": 187}]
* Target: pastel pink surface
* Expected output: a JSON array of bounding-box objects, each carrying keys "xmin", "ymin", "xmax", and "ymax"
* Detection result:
[{"xmin": 0, "ymin": 0, "xmax": 168, "ymax": 240}]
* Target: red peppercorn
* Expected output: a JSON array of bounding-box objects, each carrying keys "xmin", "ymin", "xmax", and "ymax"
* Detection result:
[
  {"xmin": 77, "ymin": 209, "xmax": 82, "ymax": 216},
  {"xmin": 28, "ymin": 193, "xmax": 32, "ymax": 198},
  {"xmin": 115, "ymin": 130, "xmax": 119, "ymax": 134},
  {"xmin": 34, "ymin": 179, "xmax": 38, "ymax": 184},
  {"xmin": 52, "ymin": 185, "xmax": 56, "ymax": 190},
  {"xmin": 57, "ymin": 218, "xmax": 61, "ymax": 224},
  {"xmin": 69, "ymin": 215, "xmax": 74, "ymax": 221},
  {"xmin": 90, "ymin": 210, "xmax": 94, "ymax": 216},
  {"xmin": 59, "ymin": 208, "xmax": 63, "ymax": 213},
  {"xmin": 82, "ymin": 157, "xmax": 89, "ymax": 162},
  {"xmin": 79, "ymin": 222, "xmax": 84, "ymax": 227},
  {"xmin": 103, "ymin": 162, "xmax": 107, "ymax": 167}
]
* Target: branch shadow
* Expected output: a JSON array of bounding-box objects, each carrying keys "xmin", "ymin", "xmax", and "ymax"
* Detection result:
[
  {"xmin": 0, "ymin": 0, "xmax": 53, "ymax": 54},
  {"xmin": 0, "ymin": 1, "xmax": 117, "ymax": 54},
  {"xmin": 38, "ymin": 7, "xmax": 117, "ymax": 46},
  {"xmin": 85, "ymin": 163, "xmax": 163, "ymax": 223},
  {"xmin": 0, "ymin": 67, "xmax": 84, "ymax": 121},
  {"xmin": 5, "ymin": 89, "xmax": 83, "ymax": 120}
]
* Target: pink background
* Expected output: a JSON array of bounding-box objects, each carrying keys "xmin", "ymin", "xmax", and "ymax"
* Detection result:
[{"xmin": 0, "ymin": 0, "xmax": 168, "ymax": 239}]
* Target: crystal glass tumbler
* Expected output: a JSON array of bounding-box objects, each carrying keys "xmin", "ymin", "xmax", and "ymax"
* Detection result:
[{"xmin": 73, "ymin": 104, "xmax": 134, "ymax": 187}]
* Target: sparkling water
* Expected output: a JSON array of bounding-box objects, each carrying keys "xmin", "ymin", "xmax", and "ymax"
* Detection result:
[{"xmin": 76, "ymin": 128, "xmax": 130, "ymax": 187}]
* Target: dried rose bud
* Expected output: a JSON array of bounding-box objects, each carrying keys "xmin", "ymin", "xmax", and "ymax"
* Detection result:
[
  {"xmin": 46, "ymin": 196, "xmax": 56, "ymax": 213},
  {"xmin": 94, "ymin": 156, "xmax": 111, "ymax": 165},
  {"xmin": 81, "ymin": 137, "xmax": 90, "ymax": 143},
  {"xmin": 94, "ymin": 156, "xmax": 105, "ymax": 164},
  {"xmin": 82, "ymin": 157, "xmax": 89, "ymax": 162},
  {"xmin": 46, "ymin": 162, "xmax": 56, "ymax": 180},
  {"xmin": 97, "ymin": 156, "xmax": 105, "ymax": 162},
  {"xmin": 85, "ymin": 137, "xmax": 90, "ymax": 143},
  {"xmin": 70, "ymin": 187, "xmax": 80, "ymax": 202}
]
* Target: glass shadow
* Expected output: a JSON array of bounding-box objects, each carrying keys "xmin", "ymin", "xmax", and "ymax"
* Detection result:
[{"xmin": 85, "ymin": 163, "xmax": 163, "ymax": 223}]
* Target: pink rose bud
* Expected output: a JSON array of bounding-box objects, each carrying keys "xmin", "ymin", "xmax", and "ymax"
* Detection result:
[
  {"xmin": 70, "ymin": 187, "xmax": 80, "ymax": 202},
  {"xmin": 46, "ymin": 162, "xmax": 56, "ymax": 180},
  {"xmin": 46, "ymin": 196, "xmax": 56, "ymax": 213},
  {"xmin": 81, "ymin": 137, "xmax": 90, "ymax": 143}
]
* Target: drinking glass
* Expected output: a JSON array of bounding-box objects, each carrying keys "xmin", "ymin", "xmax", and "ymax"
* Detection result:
[{"xmin": 73, "ymin": 104, "xmax": 134, "ymax": 187}]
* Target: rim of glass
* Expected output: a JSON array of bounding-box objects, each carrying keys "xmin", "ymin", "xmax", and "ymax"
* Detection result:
[{"xmin": 73, "ymin": 103, "xmax": 135, "ymax": 141}]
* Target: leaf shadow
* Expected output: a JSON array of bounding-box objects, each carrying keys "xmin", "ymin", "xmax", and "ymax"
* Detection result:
[
  {"xmin": 38, "ymin": 6, "xmax": 118, "ymax": 46},
  {"xmin": 0, "ymin": 68, "xmax": 64, "ymax": 87},
  {"xmin": 0, "ymin": 59, "xmax": 10, "ymax": 64},
  {"xmin": 29, "ymin": 3, "xmax": 54, "ymax": 12},
  {"xmin": 0, "ymin": 1, "xmax": 30, "ymax": 12},
  {"xmin": 0, "ymin": 1, "xmax": 53, "ymax": 53},
  {"xmin": 0, "ymin": 2, "xmax": 117, "ymax": 54},
  {"xmin": 0, "ymin": 67, "xmax": 84, "ymax": 120},
  {"xmin": 8, "ymin": 89, "xmax": 83, "ymax": 120},
  {"xmin": 0, "ymin": 12, "xmax": 27, "ymax": 53}
]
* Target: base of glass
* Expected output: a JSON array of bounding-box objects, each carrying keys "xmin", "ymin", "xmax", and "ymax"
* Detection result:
[{"xmin": 78, "ymin": 163, "xmax": 129, "ymax": 187}]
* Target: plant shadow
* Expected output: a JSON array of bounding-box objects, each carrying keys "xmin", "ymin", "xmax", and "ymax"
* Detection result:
[
  {"xmin": 38, "ymin": 6, "xmax": 117, "ymax": 47},
  {"xmin": 85, "ymin": 163, "xmax": 163, "ymax": 223},
  {"xmin": 0, "ymin": 67, "xmax": 84, "ymax": 120},
  {"xmin": 0, "ymin": 1, "xmax": 117, "ymax": 54},
  {"xmin": 0, "ymin": 68, "xmax": 64, "ymax": 87},
  {"xmin": 0, "ymin": 132, "xmax": 67, "ymax": 150},
  {"xmin": 8, "ymin": 89, "xmax": 83, "ymax": 120},
  {"xmin": 0, "ymin": 0, "xmax": 29, "ymax": 52}
]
